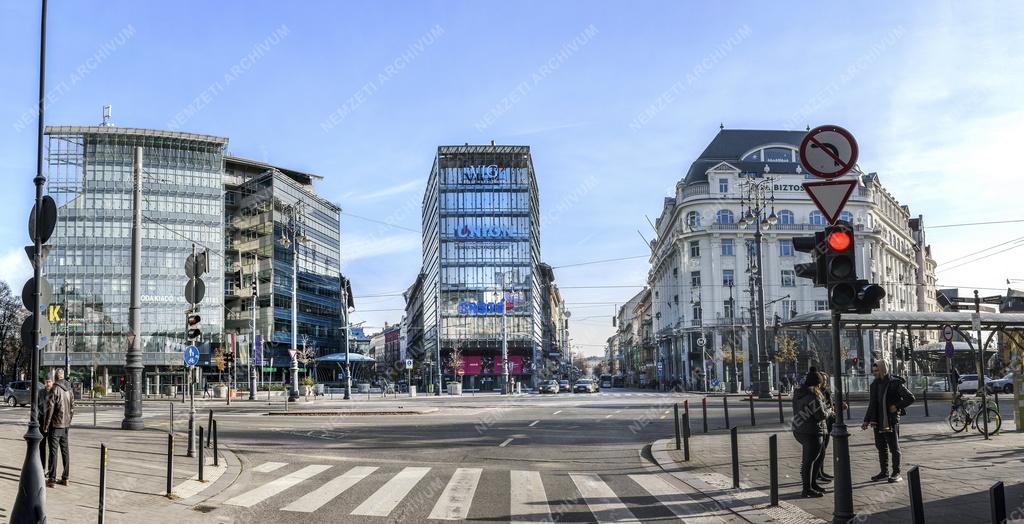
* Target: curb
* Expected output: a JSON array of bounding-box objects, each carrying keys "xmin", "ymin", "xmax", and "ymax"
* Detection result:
[
  {"xmin": 649, "ymin": 438, "xmax": 826, "ymax": 524},
  {"xmin": 264, "ymin": 408, "xmax": 440, "ymax": 416}
]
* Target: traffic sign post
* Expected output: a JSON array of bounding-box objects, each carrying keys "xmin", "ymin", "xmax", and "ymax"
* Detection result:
[
  {"xmin": 799, "ymin": 125, "xmax": 859, "ymax": 179},
  {"xmin": 803, "ymin": 180, "xmax": 857, "ymax": 224},
  {"xmin": 184, "ymin": 345, "xmax": 200, "ymax": 367}
]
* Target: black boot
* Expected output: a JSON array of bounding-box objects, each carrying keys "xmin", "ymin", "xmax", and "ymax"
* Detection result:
[
  {"xmin": 801, "ymin": 487, "xmax": 824, "ymax": 498},
  {"xmin": 811, "ymin": 482, "xmax": 833, "ymax": 493},
  {"xmin": 870, "ymin": 471, "xmax": 889, "ymax": 482},
  {"xmin": 888, "ymin": 470, "xmax": 903, "ymax": 483}
]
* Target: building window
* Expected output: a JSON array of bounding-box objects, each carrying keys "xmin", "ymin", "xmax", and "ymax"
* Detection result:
[
  {"xmin": 780, "ymin": 299, "xmax": 796, "ymax": 320},
  {"xmin": 673, "ymin": 294, "xmax": 679, "ymax": 304},
  {"xmin": 719, "ymin": 178, "xmax": 729, "ymax": 193},
  {"xmin": 764, "ymin": 147, "xmax": 795, "ymax": 162},
  {"xmin": 691, "ymin": 271, "xmax": 701, "ymax": 287},
  {"xmin": 692, "ymin": 303, "xmax": 702, "ymax": 322},
  {"xmin": 716, "ymin": 209, "xmax": 735, "ymax": 224},
  {"xmin": 689, "ymin": 240, "xmax": 700, "ymax": 258},
  {"xmin": 723, "ymin": 269, "xmax": 734, "ymax": 286},
  {"xmin": 686, "ymin": 211, "xmax": 702, "ymax": 229},
  {"xmin": 724, "ymin": 298, "xmax": 734, "ymax": 319},
  {"xmin": 779, "ymin": 239, "xmax": 794, "ymax": 257},
  {"xmin": 840, "ymin": 211, "xmax": 854, "ymax": 223},
  {"xmin": 777, "ymin": 210, "xmax": 794, "ymax": 225},
  {"xmin": 815, "ymin": 300, "xmax": 828, "ymax": 311},
  {"xmin": 672, "ymin": 267, "xmax": 678, "ymax": 278},
  {"xmin": 809, "ymin": 211, "xmax": 826, "ymax": 225},
  {"xmin": 721, "ymin": 238, "xmax": 734, "ymax": 256},
  {"xmin": 781, "ymin": 269, "xmax": 796, "ymax": 287}
]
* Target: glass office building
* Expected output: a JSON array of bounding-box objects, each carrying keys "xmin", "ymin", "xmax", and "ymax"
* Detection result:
[
  {"xmin": 420, "ymin": 144, "xmax": 543, "ymax": 390},
  {"xmin": 43, "ymin": 126, "xmax": 228, "ymax": 380}
]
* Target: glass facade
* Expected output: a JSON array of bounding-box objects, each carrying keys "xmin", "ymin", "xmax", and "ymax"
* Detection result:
[
  {"xmin": 43, "ymin": 126, "xmax": 227, "ymax": 369},
  {"xmin": 421, "ymin": 145, "xmax": 543, "ymax": 388}
]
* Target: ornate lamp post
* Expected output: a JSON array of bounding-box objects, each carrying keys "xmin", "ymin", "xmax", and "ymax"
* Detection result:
[{"xmin": 737, "ymin": 164, "xmax": 778, "ymax": 399}]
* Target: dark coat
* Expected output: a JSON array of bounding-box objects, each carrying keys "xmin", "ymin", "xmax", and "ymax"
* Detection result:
[
  {"xmin": 863, "ymin": 375, "xmax": 915, "ymax": 428},
  {"xmin": 791, "ymin": 387, "xmax": 829, "ymax": 435},
  {"xmin": 43, "ymin": 382, "xmax": 74, "ymax": 432}
]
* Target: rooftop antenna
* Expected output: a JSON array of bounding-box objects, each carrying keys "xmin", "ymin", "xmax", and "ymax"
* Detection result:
[{"xmin": 100, "ymin": 105, "xmax": 114, "ymax": 127}]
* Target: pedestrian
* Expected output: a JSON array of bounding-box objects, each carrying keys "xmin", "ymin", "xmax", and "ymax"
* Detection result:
[
  {"xmin": 951, "ymin": 367, "xmax": 960, "ymax": 393},
  {"xmin": 791, "ymin": 367, "xmax": 831, "ymax": 498},
  {"xmin": 814, "ymin": 371, "xmax": 838, "ymax": 485},
  {"xmin": 44, "ymin": 368, "xmax": 74, "ymax": 487},
  {"xmin": 861, "ymin": 360, "xmax": 915, "ymax": 483},
  {"xmin": 203, "ymin": 381, "xmax": 212, "ymax": 399},
  {"xmin": 37, "ymin": 373, "xmax": 55, "ymax": 470}
]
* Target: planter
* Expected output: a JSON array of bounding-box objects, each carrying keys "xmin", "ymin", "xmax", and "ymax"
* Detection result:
[
  {"xmin": 408, "ymin": 385, "xmax": 417, "ymax": 397},
  {"xmin": 447, "ymin": 383, "xmax": 463, "ymax": 396},
  {"xmin": 357, "ymin": 383, "xmax": 370, "ymax": 393},
  {"xmin": 214, "ymin": 385, "xmax": 227, "ymax": 398}
]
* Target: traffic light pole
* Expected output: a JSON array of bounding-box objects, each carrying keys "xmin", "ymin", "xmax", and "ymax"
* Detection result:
[
  {"xmin": 122, "ymin": 146, "xmax": 145, "ymax": 430},
  {"xmin": 186, "ymin": 244, "xmax": 197, "ymax": 458},
  {"xmin": 830, "ymin": 309, "xmax": 856, "ymax": 522}
]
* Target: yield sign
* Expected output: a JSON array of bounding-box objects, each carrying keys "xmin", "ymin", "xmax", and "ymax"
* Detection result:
[
  {"xmin": 803, "ymin": 180, "xmax": 857, "ymax": 224},
  {"xmin": 288, "ymin": 348, "xmax": 298, "ymax": 358}
]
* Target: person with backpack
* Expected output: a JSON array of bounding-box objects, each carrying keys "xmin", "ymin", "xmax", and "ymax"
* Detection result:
[
  {"xmin": 862, "ymin": 360, "xmax": 915, "ymax": 483},
  {"xmin": 44, "ymin": 368, "xmax": 74, "ymax": 487}
]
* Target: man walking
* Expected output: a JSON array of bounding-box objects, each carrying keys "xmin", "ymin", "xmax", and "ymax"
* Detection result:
[
  {"xmin": 37, "ymin": 373, "xmax": 54, "ymax": 470},
  {"xmin": 43, "ymin": 368, "xmax": 74, "ymax": 487},
  {"xmin": 861, "ymin": 360, "xmax": 915, "ymax": 483}
]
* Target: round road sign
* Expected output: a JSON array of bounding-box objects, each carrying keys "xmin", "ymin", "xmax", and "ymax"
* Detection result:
[
  {"xmin": 696, "ymin": 337, "xmax": 707, "ymax": 347},
  {"xmin": 942, "ymin": 324, "xmax": 954, "ymax": 342},
  {"xmin": 183, "ymin": 345, "xmax": 200, "ymax": 367},
  {"xmin": 799, "ymin": 125, "xmax": 859, "ymax": 179}
]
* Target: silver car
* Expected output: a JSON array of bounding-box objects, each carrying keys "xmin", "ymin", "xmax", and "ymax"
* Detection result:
[{"xmin": 4, "ymin": 381, "xmax": 41, "ymax": 407}]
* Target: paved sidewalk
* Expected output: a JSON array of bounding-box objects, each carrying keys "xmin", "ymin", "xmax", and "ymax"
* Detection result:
[
  {"xmin": 651, "ymin": 413, "xmax": 1024, "ymax": 523},
  {"xmin": 0, "ymin": 409, "xmax": 239, "ymax": 523}
]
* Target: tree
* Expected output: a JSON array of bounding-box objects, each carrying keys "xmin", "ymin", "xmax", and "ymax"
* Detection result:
[
  {"xmin": 445, "ymin": 345, "xmax": 464, "ymax": 382},
  {"xmin": 773, "ymin": 335, "xmax": 799, "ymax": 374},
  {"xmin": 0, "ymin": 281, "xmax": 27, "ymax": 381},
  {"xmin": 213, "ymin": 348, "xmax": 226, "ymax": 373}
]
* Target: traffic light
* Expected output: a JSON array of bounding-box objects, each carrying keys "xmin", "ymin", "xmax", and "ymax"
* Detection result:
[
  {"xmin": 852, "ymin": 279, "xmax": 886, "ymax": 314},
  {"xmin": 823, "ymin": 222, "xmax": 857, "ymax": 310},
  {"xmin": 186, "ymin": 311, "xmax": 202, "ymax": 342},
  {"xmin": 793, "ymin": 232, "xmax": 826, "ymax": 286}
]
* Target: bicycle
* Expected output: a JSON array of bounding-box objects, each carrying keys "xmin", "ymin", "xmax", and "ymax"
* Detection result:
[{"xmin": 948, "ymin": 391, "xmax": 1001, "ymax": 435}]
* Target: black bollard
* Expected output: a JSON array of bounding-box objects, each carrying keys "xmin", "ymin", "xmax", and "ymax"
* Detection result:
[
  {"xmin": 990, "ymin": 481, "xmax": 1006, "ymax": 524},
  {"xmin": 748, "ymin": 393, "xmax": 756, "ymax": 427},
  {"xmin": 923, "ymin": 388, "xmax": 930, "ymax": 417},
  {"xmin": 99, "ymin": 443, "xmax": 108, "ymax": 523},
  {"xmin": 684, "ymin": 399, "xmax": 690, "ymax": 420},
  {"xmin": 166, "ymin": 434, "xmax": 174, "ymax": 497},
  {"xmin": 908, "ymin": 466, "xmax": 925, "ymax": 524},
  {"xmin": 702, "ymin": 397, "xmax": 708, "ymax": 433},
  {"xmin": 724, "ymin": 396, "xmax": 731, "ymax": 429},
  {"xmin": 674, "ymin": 403, "xmax": 681, "ymax": 450},
  {"xmin": 777, "ymin": 391, "xmax": 784, "ymax": 425},
  {"xmin": 213, "ymin": 419, "xmax": 219, "ymax": 467},
  {"xmin": 683, "ymin": 412, "xmax": 691, "ymax": 462},
  {"xmin": 170, "ymin": 402, "xmax": 175, "ymax": 434},
  {"xmin": 206, "ymin": 409, "xmax": 213, "ymax": 447},
  {"xmin": 198, "ymin": 426, "xmax": 205, "ymax": 482},
  {"xmin": 769, "ymin": 435, "xmax": 779, "ymax": 507},
  {"xmin": 730, "ymin": 427, "xmax": 739, "ymax": 489}
]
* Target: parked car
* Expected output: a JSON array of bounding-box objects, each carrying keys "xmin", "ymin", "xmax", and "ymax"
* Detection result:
[
  {"xmin": 986, "ymin": 373, "xmax": 1015, "ymax": 394},
  {"xmin": 539, "ymin": 380, "xmax": 560, "ymax": 394},
  {"xmin": 558, "ymin": 380, "xmax": 571, "ymax": 393},
  {"xmin": 573, "ymin": 379, "xmax": 597, "ymax": 393},
  {"xmin": 958, "ymin": 374, "xmax": 993, "ymax": 394},
  {"xmin": 4, "ymin": 381, "xmax": 41, "ymax": 407}
]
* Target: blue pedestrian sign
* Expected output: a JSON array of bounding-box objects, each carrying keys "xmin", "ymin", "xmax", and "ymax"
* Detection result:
[{"xmin": 184, "ymin": 345, "xmax": 200, "ymax": 367}]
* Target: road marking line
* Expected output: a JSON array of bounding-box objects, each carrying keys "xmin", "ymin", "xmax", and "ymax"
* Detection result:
[
  {"xmin": 252, "ymin": 461, "xmax": 287, "ymax": 473},
  {"xmin": 552, "ymin": 410, "xmax": 562, "ymax": 415},
  {"xmin": 570, "ymin": 473, "xmax": 639, "ymax": 523},
  {"xmin": 629, "ymin": 473, "xmax": 707, "ymax": 520},
  {"xmin": 428, "ymin": 468, "xmax": 483, "ymax": 520},
  {"xmin": 660, "ymin": 415, "xmax": 666, "ymax": 419},
  {"xmin": 173, "ymin": 458, "xmax": 226, "ymax": 500},
  {"xmin": 281, "ymin": 466, "xmax": 377, "ymax": 513},
  {"xmin": 604, "ymin": 414, "xmax": 613, "ymax": 419},
  {"xmin": 499, "ymin": 438, "xmax": 514, "ymax": 447},
  {"xmin": 351, "ymin": 466, "xmax": 431, "ymax": 516},
  {"xmin": 510, "ymin": 470, "xmax": 552, "ymax": 522},
  {"xmin": 225, "ymin": 464, "xmax": 331, "ymax": 507},
  {"xmin": 528, "ymin": 420, "xmax": 539, "ymax": 427}
]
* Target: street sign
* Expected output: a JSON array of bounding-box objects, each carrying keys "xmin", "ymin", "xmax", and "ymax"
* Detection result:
[
  {"xmin": 183, "ymin": 345, "xmax": 200, "ymax": 367},
  {"xmin": 28, "ymin": 195, "xmax": 58, "ymax": 244},
  {"xmin": 24, "ymin": 244, "xmax": 52, "ymax": 269},
  {"xmin": 972, "ymin": 313, "xmax": 981, "ymax": 332},
  {"xmin": 184, "ymin": 251, "xmax": 208, "ymax": 279},
  {"xmin": 696, "ymin": 337, "xmax": 706, "ymax": 347},
  {"xmin": 457, "ymin": 369, "xmax": 465, "ymax": 376},
  {"xmin": 942, "ymin": 324, "xmax": 954, "ymax": 342},
  {"xmin": 945, "ymin": 340, "xmax": 955, "ymax": 359},
  {"xmin": 20, "ymin": 315, "xmax": 51, "ymax": 348},
  {"xmin": 799, "ymin": 125, "xmax": 859, "ymax": 179},
  {"xmin": 22, "ymin": 278, "xmax": 52, "ymax": 314},
  {"xmin": 405, "ymin": 358, "xmax": 414, "ymax": 369},
  {"xmin": 802, "ymin": 180, "xmax": 857, "ymax": 224},
  {"xmin": 288, "ymin": 348, "xmax": 298, "ymax": 358},
  {"xmin": 981, "ymin": 295, "xmax": 1003, "ymax": 305},
  {"xmin": 184, "ymin": 278, "xmax": 206, "ymax": 304}
]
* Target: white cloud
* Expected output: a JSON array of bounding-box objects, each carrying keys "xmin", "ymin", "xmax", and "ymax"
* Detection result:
[
  {"xmin": 0, "ymin": 247, "xmax": 32, "ymax": 290},
  {"xmin": 349, "ymin": 179, "xmax": 423, "ymax": 201},
  {"xmin": 341, "ymin": 232, "xmax": 421, "ymax": 263}
]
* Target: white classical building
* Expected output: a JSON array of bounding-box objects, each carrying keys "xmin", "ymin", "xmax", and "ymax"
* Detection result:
[{"xmin": 648, "ymin": 128, "xmax": 939, "ymax": 389}]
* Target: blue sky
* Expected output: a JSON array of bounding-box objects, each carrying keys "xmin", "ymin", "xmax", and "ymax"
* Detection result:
[{"xmin": 1, "ymin": 1, "xmax": 1022, "ymax": 356}]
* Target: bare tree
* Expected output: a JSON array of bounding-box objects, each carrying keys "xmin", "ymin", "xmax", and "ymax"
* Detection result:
[{"xmin": 0, "ymin": 281, "xmax": 27, "ymax": 381}]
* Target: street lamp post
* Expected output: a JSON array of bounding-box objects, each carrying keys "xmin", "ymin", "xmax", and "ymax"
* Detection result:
[
  {"xmin": 280, "ymin": 203, "xmax": 305, "ymax": 402},
  {"xmin": 728, "ymin": 282, "xmax": 739, "ymax": 393},
  {"xmin": 738, "ymin": 165, "xmax": 778, "ymax": 399}
]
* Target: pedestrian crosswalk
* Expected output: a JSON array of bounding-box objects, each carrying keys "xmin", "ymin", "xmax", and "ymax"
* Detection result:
[{"xmin": 217, "ymin": 460, "xmax": 729, "ymax": 522}]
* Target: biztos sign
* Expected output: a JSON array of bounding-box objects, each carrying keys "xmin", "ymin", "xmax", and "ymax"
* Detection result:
[
  {"xmin": 458, "ymin": 300, "xmax": 505, "ymax": 315},
  {"xmin": 454, "ymin": 224, "xmax": 511, "ymax": 239}
]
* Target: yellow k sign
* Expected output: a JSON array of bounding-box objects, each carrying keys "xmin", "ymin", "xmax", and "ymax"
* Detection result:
[{"xmin": 48, "ymin": 304, "xmax": 62, "ymax": 324}]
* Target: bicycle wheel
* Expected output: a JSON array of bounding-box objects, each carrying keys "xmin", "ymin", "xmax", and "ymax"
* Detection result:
[
  {"xmin": 948, "ymin": 408, "xmax": 968, "ymax": 433},
  {"xmin": 975, "ymin": 409, "xmax": 1001, "ymax": 436}
]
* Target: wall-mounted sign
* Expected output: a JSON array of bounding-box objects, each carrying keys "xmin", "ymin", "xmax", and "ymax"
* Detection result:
[
  {"xmin": 458, "ymin": 300, "xmax": 505, "ymax": 315},
  {"xmin": 461, "ymin": 165, "xmax": 501, "ymax": 183},
  {"xmin": 454, "ymin": 224, "xmax": 511, "ymax": 240}
]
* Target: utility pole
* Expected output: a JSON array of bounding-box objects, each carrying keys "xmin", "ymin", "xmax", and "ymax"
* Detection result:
[
  {"xmin": 122, "ymin": 146, "xmax": 145, "ymax": 430},
  {"xmin": 64, "ymin": 296, "xmax": 70, "ymax": 380},
  {"xmin": 974, "ymin": 290, "xmax": 989, "ymax": 439},
  {"xmin": 342, "ymin": 281, "xmax": 352, "ymax": 400},
  {"xmin": 248, "ymin": 257, "xmax": 258, "ymax": 400},
  {"xmin": 729, "ymin": 282, "xmax": 739, "ymax": 393},
  {"xmin": 435, "ymin": 292, "xmax": 442, "ymax": 396}
]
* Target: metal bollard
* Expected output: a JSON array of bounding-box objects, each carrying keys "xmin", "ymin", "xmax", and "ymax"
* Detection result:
[
  {"xmin": 702, "ymin": 397, "xmax": 708, "ymax": 433},
  {"xmin": 769, "ymin": 435, "xmax": 779, "ymax": 506},
  {"xmin": 730, "ymin": 427, "xmax": 739, "ymax": 489},
  {"xmin": 748, "ymin": 393, "xmax": 756, "ymax": 427},
  {"xmin": 170, "ymin": 402, "xmax": 174, "ymax": 434},
  {"xmin": 166, "ymin": 434, "xmax": 174, "ymax": 497},
  {"xmin": 206, "ymin": 409, "xmax": 213, "ymax": 447},
  {"xmin": 846, "ymin": 397, "xmax": 852, "ymax": 421},
  {"xmin": 724, "ymin": 395, "xmax": 731, "ymax": 429},
  {"xmin": 198, "ymin": 426, "xmax": 205, "ymax": 482},
  {"xmin": 683, "ymin": 412, "xmax": 691, "ymax": 462},
  {"xmin": 990, "ymin": 481, "xmax": 1006, "ymax": 524},
  {"xmin": 93, "ymin": 395, "xmax": 97, "ymax": 427},
  {"xmin": 777, "ymin": 391, "xmax": 784, "ymax": 424},
  {"xmin": 99, "ymin": 443, "xmax": 108, "ymax": 523},
  {"xmin": 908, "ymin": 466, "xmax": 925, "ymax": 524},
  {"xmin": 674, "ymin": 404, "xmax": 681, "ymax": 450},
  {"xmin": 923, "ymin": 388, "xmax": 930, "ymax": 417},
  {"xmin": 684, "ymin": 399, "xmax": 690, "ymax": 421},
  {"xmin": 213, "ymin": 419, "xmax": 219, "ymax": 467}
]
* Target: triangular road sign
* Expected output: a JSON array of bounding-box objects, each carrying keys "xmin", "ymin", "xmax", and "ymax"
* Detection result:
[{"xmin": 803, "ymin": 180, "xmax": 857, "ymax": 224}]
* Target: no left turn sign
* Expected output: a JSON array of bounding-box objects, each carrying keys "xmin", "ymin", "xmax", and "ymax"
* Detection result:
[{"xmin": 800, "ymin": 125, "xmax": 858, "ymax": 179}]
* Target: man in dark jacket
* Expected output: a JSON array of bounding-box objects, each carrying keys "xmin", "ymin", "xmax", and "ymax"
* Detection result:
[
  {"xmin": 43, "ymin": 369, "xmax": 74, "ymax": 487},
  {"xmin": 861, "ymin": 360, "xmax": 915, "ymax": 483},
  {"xmin": 37, "ymin": 374, "xmax": 54, "ymax": 470}
]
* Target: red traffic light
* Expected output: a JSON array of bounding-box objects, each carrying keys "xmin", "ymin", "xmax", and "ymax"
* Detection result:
[
  {"xmin": 187, "ymin": 314, "xmax": 201, "ymax": 326},
  {"xmin": 827, "ymin": 230, "xmax": 851, "ymax": 251}
]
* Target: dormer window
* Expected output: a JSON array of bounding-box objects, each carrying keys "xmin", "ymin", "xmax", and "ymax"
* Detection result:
[{"xmin": 742, "ymin": 145, "xmax": 797, "ymax": 163}]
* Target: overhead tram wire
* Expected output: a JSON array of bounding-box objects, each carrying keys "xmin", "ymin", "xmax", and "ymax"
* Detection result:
[
  {"xmin": 929, "ymin": 218, "xmax": 1024, "ymax": 229},
  {"xmin": 341, "ymin": 211, "xmax": 421, "ymax": 233},
  {"xmin": 936, "ymin": 235, "xmax": 1024, "ymax": 267},
  {"xmin": 937, "ymin": 241, "xmax": 1024, "ymax": 273}
]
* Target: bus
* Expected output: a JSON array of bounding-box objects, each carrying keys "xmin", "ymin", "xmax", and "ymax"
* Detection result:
[{"xmin": 599, "ymin": 374, "xmax": 613, "ymax": 389}]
